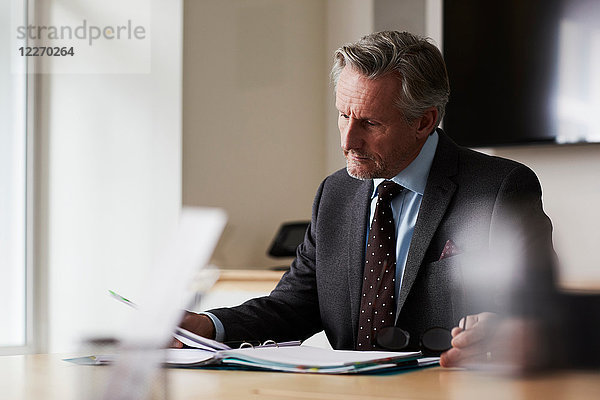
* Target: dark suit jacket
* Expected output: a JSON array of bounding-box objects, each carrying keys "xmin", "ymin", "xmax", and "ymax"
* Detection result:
[{"xmin": 210, "ymin": 130, "xmax": 555, "ymax": 351}]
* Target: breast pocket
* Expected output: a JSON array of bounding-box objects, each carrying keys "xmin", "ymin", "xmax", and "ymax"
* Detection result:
[{"xmin": 417, "ymin": 255, "xmax": 466, "ymax": 326}]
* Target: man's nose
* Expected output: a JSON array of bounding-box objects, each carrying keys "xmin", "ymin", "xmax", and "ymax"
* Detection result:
[{"xmin": 341, "ymin": 119, "xmax": 364, "ymax": 151}]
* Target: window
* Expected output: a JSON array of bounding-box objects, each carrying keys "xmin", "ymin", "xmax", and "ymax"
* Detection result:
[{"xmin": 0, "ymin": 0, "xmax": 30, "ymax": 353}]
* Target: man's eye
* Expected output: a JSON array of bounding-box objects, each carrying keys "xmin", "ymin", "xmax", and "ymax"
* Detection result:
[
  {"xmin": 365, "ymin": 120, "xmax": 378, "ymax": 126},
  {"xmin": 340, "ymin": 113, "xmax": 349, "ymax": 119}
]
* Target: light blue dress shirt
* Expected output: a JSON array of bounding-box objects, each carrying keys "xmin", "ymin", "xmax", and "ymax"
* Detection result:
[
  {"xmin": 205, "ymin": 131, "xmax": 439, "ymax": 342},
  {"xmin": 368, "ymin": 131, "xmax": 439, "ymax": 307}
]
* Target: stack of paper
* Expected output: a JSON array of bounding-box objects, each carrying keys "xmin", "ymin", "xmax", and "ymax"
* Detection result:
[
  {"xmin": 66, "ymin": 328, "xmax": 438, "ymax": 374},
  {"xmin": 214, "ymin": 346, "xmax": 431, "ymax": 373}
]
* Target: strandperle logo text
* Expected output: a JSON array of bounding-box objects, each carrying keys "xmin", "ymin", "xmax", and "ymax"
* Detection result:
[{"xmin": 16, "ymin": 19, "xmax": 147, "ymax": 46}]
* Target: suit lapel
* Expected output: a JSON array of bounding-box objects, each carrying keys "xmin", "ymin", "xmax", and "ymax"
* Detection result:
[
  {"xmin": 347, "ymin": 179, "xmax": 373, "ymax": 339},
  {"xmin": 396, "ymin": 131, "xmax": 458, "ymax": 314}
]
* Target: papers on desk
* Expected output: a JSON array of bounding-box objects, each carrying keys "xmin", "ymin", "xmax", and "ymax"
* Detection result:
[
  {"xmin": 66, "ymin": 328, "xmax": 438, "ymax": 374},
  {"xmin": 217, "ymin": 347, "xmax": 437, "ymax": 374},
  {"xmin": 69, "ymin": 346, "xmax": 434, "ymax": 374},
  {"xmin": 171, "ymin": 327, "xmax": 431, "ymax": 373}
]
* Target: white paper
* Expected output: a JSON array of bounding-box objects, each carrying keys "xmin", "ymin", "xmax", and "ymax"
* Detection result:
[
  {"xmin": 164, "ymin": 348, "xmax": 215, "ymax": 365},
  {"xmin": 219, "ymin": 345, "xmax": 420, "ymax": 368},
  {"xmin": 173, "ymin": 327, "xmax": 231, "ymax": 352}
]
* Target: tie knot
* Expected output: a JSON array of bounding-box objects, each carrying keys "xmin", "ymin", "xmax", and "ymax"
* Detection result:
[{"xmin": 377, "ymin": 180, "xmax": 403, "ymax": 200}]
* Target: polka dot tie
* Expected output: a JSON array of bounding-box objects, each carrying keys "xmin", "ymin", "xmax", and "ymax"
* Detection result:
[{"xmin": 356, "ymin": 180, "xmax": 403, "ymax": 350}]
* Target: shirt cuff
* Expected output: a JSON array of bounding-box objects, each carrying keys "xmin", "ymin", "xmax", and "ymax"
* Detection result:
[{"xmin": 199, "ymin": 311, "xmax": 226, "ymax": 342}]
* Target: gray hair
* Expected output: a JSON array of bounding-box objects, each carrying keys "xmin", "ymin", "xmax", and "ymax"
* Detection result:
[{"xmin": 332, "ymin": 31, "xmax": 450, "ymax": 127}]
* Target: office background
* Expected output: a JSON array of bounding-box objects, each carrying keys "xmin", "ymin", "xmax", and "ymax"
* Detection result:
[{"xmin": 4, "ymin": 0, "xmax": 599, "ymax": 354}]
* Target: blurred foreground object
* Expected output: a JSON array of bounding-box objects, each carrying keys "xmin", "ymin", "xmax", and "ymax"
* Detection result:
[{"xmin": 100, "ymin": 208, "xmax": 227, "ymax": 400}]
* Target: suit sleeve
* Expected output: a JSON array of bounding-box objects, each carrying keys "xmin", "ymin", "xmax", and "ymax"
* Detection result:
[
  {"xmin": 207, "ymin": 179, "xmax": 327, "ymax": 343},
  {"xmin": 487, "ymin": 164, "xmax": 557, "ymax": 313}
]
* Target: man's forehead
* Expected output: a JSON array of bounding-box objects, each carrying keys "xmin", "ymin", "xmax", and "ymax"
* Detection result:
[{"xmin": 335, "ymin": 67, "xmax": 399, "ymax": 112}]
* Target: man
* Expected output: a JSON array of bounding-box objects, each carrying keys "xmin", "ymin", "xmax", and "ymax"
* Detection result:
[{"xmin": 178, "ymin": 31, "xmax": 555, "ymax": 368}]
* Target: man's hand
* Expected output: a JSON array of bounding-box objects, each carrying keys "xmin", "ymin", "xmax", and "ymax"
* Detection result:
[
  {"xmin": 439, "ymin": 312, "xmax": 499, "ymax": 368},
  {"xmin": 170, "ymin": 311, "xmax": 216, "ymax": 348},
  {"xmin": 440, "ymin": 312, "xmax": 545, "ymax": 371}
]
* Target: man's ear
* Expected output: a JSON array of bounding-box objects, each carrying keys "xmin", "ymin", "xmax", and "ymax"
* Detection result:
[{"xmin": 415, "ymin": 107, "xmax": 438, "ymax": 140}]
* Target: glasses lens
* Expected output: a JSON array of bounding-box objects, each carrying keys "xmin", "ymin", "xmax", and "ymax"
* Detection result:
[
  {"xmin": 421, "ymin": 327, "xmax": 452, "ymax": 352},
  {"xmin": 376, "ymin": 327, "xmax": 410, "ymax": 350}
]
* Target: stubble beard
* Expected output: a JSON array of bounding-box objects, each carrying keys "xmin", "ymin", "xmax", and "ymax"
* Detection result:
[{"xmin": 344, "ymin": 151, "xmax": 386, "ymax": 180}]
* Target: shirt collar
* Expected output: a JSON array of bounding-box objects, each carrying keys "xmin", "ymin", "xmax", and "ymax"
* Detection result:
[{"xmin": 372, "ymin": 130, "xmax": 439, "ymax": 198}]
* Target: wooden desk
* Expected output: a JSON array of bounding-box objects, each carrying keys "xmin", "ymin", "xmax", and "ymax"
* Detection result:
[
  {"xmin": 211, "ymin": 269, "xmax": 285, "ymax": 292},
  {"xmin": 1, "ymin": 353, "xmax": 599, "ymax": 400}
]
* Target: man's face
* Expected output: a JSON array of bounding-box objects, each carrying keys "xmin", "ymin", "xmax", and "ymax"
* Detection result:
[{"xmin": 336, "ymin": 67, "xmax": 428, "ymax": 180}]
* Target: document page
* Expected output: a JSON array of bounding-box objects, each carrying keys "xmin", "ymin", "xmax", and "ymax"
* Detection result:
[{"xmin": 220, "ymin": 345, "xmax": 420, "ymax": 368}]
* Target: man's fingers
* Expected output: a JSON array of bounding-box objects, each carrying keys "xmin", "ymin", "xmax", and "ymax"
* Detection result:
[
  {"xmin": 440, "ymin": 347, "xmax": 480, "ymax": 367},
  {"xmin": 452, "ymin": 312, "xmax": 498, "ymax": 348},
  {"xmin": 170, "ymin": 338, "xmax": 184, "ymax": 349},
  {"xmin": 459, "ymin": 314, "xmax": 479, "ymax": 330},
  {"xmin": 451, "ymin": 324, "xmax": 487, "ymax": 348},
  {"xmin": 439, "ymin": 347, "xmax": 460, "ymax": 367},
  {"xmin": 451, "ymin": 315, "xmax": 478, "ymax": 338},
  {"xmin": 440, "ymin": 344, "xmax": 493, "ymax": 368}
]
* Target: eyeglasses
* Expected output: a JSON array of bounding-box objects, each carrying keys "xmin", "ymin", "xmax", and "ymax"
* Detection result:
[{"xmin": 375, "ymin": 326, "xmax": 452, "ymax": 354}]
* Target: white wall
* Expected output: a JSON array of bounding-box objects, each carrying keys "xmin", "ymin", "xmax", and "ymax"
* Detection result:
[
  {"xmin": 492, "ymin": 145, "xmax": 600, "ymax": 287},
  {"xmin": 182, "ymin": 0, "xmax": 327, "ymax": 269},
  {"xmin": 36, "ymin": 0, "xmax": 183, "ymax": 353}
]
